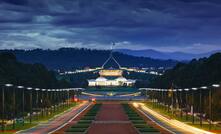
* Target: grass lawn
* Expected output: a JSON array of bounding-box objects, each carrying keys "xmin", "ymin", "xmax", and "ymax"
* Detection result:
[
  {"xmin": 0, "ymin": 102, "xmax": 78, "ymax": 134},
  {"xmin": 145, "ymin": 101, "xmax": 221, "ymax": 131},
  {"xmin": 29, "ymin": 102, "xmax": 78, "ymax": 122}
]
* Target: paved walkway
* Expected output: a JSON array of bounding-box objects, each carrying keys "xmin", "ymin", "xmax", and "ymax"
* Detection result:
[
  {"xmin": 17, "ymin": 102, "xmax": 91, "ymax": 134},
  {"xmin": 87, "ymin": 102, "xmax": 138, "ymax": 134}
]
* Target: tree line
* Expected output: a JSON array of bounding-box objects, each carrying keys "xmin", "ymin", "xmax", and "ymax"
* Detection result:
[
  {"xmin": 1, "ymin": 48, "xmax": 177, "ymax": 70},
  {"xmin": 0, "ymin": 52, "xmax": 70, "ymax": 88},
  {"xmin": 148, "ymin": 53, "xmax": 221, "ymax": 120}
]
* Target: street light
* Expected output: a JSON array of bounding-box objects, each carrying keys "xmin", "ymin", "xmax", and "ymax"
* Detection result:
[
  {"xmin": 47, "ymin": 89, "xmax": 53, "ymax": 114},
  {"xmin": 191, "ymin": 87, "xmax": 198, "ymax": 124},
  {"xmin": 67, "ymin": 89, "xmax": 70, "ymax": 107},
  {"xmin": 184, "ymin": 88, "xmax": 189, "ymax": 121},
  {"xmin": 17, "ymin": 86, "xmax": 24, "ymax": 126},
  {"xmin": 212, "ymin": 84, "xmax": 220, "ymax": 88},
  {"xmin": 51, "ymin": 89, "xmax": 56, "ymax": 113},
  {"xmin": 171, "ymin": 89, "xmax": 177, "ymax": 117},
  {"xmin": 45, "ymin": 89, "xmax": 50, "ymax": 116},
  {"xmin": 10, "ymin": 84, "xmax": 17, "ymax": 129},
  {"xmin": 209, "ymin": 84, "xmax": 220, "ymax": 130},
  {"xmin": 27, "ymin": 87, "xmax": 32, "ymax": 124},
  {"xmin": 178, "ymin": 89, "xmax": 183, "ymax": 118},
  {"xmin": 35, "ymin": 88, "xmax": 40, "ymax": 120},
  {"xmin": 199, "ymin": 86, "xmax": 207, "ymax": 127},
  {"xmin": 41, "ymin": 89, "xmax": 46, "ymax": 117},
  {"xmin": 2, "ymin": 84, "xmax": 13, "ymax": 131}
]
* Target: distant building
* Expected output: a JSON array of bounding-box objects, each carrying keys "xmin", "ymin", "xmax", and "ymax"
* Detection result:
[
  {"xmin": 88, "ymin": 69, "xmax": 136, "ymax": 87},
  {"xmin": 87, "ymin": 43, "xmax": 136, "ymax": 87}
]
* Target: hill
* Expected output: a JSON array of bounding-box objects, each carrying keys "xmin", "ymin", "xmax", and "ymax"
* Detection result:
[
  {"xmin": 0, "ymin": 52, "xmax": 70, "ymax": 88},
  {"xmin": 116, "ymin": 49, "xmax": 221, "ymax": 61},
  {"xmin": 149, "ymin": 53, "xmax": 221, "ymax": 88},
  {"xmin": 0, "ymin": 48, "xmax": 178, "ymax": 70}
]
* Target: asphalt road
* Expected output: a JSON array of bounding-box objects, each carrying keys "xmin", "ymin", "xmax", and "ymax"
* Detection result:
[
  {"xmin": 17, "ymin": 102, "xmax": 91, "ymax": 134},
  {"xmin": 134, "ymin": 103, "xmax": 213, "ymax": 134}
]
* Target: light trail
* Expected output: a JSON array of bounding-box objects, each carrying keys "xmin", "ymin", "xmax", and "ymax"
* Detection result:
[
  {"xmin": 133, "ymin": 102, "xmax": 215, "ymax": 134},
  {"xmin": 81, "ymin": 92, "xmax": 104, "ymax": 97},
  {"xmin": 48, "ymin": 102, "xmax": 91, "ymax": 134},
  {"xmin": 119, "ymin": 92, "xmax": 141, "ymax": 97}
]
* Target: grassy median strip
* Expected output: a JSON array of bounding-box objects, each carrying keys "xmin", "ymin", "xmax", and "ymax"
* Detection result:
[
  {"xmin": 0, "ymin": 102, "xmax": 78, "ymax": 134},
  {"xmin": 65, "ymin": 103, "xmax": 101, "ymax": 134},
  {"xmin": 122, "ymin": 103, "xmax": 160, "ymax": 134}
]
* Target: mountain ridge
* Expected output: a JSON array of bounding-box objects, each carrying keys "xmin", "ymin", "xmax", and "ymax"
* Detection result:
[
  {"xmin": 115, "ymin": 49, "xmax": 221, "ymax": 60},
  {"xmin": 0, "ymin": 48, "xmax": 178, "ymax": 70}
]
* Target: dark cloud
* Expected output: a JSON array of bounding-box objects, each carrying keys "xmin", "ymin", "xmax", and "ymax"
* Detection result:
[
  {"xmin": 1, "ymin": 0, "xmax": 29, "ymax": 5},
  {"xmin": 0, "ymin": 0, "xmax": 221, "ymax": 53}
]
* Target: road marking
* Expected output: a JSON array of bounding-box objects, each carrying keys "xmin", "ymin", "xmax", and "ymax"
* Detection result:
[
  {"xmin": 136, "ymin": 108, "xmax": 176, "ymax": 134},
  {"xmin": 48, "ymin": 103, "xmax": 91, "ymax": 134},
  {"xmin": 134, "ymin": 103, "xmax": 214, "ymax": 134}
]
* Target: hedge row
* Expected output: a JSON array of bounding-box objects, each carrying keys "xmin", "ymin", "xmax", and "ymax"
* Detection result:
[
  {"xmin": 65, "ymin": 103, "xmax": 102, "ymax": 133},
  {"xmin": 122, "ymin": 104, "xmax": 160, "ymax": 134}
]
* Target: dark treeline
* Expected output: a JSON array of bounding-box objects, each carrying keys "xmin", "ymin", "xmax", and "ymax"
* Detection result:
[
  {"xmin": 148, "ymin": 53, "xmax": 221, "ymax": 120},
  {"xmin": 0, "ymin": 52, "xmax": 73, "ymax": 124},
  {"xmin": 0, "ymin": 52, "xmax": 70, "ymax": 88},
  {"xmin": 1, "ymin": 48, "xmax": 177, "ymax": 70},
  {"xmin": 123, "ymin": 71, "xmax": 157, "ymax": 88},
  {"xmin": 149, "ymin": 53, "xmax": 221, "ymax": 88},
  {"xmin": 58, "ymin": 71, "xmax": 99, "ymax": 88}
]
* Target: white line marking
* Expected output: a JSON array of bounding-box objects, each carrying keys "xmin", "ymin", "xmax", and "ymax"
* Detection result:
[
  {"xmin": 48, "ymin": 103, "xmax": 91, "ymax": 134},
  {"xmin": 137, "ymin": 108, "xmax": 176, "ymax": 134}
]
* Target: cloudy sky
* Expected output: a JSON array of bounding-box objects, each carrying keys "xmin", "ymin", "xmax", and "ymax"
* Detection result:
[{"xmin": 0, "ymin": 0, "xmax": 221, "ymax": 53}]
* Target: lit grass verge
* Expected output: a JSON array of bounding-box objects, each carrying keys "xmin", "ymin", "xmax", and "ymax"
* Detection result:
[{"xmin": 0, "ymin": 102, "xmax": 78, "ymax": 134}]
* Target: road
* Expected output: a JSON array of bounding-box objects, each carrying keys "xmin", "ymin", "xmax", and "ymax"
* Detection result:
[
  {"xmin": 17, "ymin": 101, "xmax": 91, "ymax": 134},
  {"xmin": 133, "ymin": 102, "xmax": 214, "ymax": 134}
]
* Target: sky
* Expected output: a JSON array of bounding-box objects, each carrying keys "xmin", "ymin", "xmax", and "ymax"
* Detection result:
[{"xmin": 0, "ymin": 0, "xmax": 221, "ymax": 53}]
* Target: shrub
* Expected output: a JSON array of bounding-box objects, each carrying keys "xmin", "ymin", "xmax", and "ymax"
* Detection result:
[{"xmin": 66, "ymin": 128, "xmax": 87, "ymax": 132}]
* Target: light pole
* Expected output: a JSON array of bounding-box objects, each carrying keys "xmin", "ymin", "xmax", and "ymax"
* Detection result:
[
  {"xmin": 46, "ymin": 89, "xmax": 49, "ymax": 116},
  {"xmin": 56, "ymin": 89, "xmax": 60, "ymax": 111},
  {"xmin": 200, "ymin": 86, "xmax": 207, "ymax": 127},
  {"xmin": 1, "ymin": 85, "xmax": 4, "ymax": 132},
  {"xmin": 11, "ymin": 85, "xmax": 16, "ymax": 129},
  {"xmin": 41, "ymin": 89, "xmax": 46, "ymax": 117},
  {"xmin": 209, "ymin": 84, "xmax": 220, "ymax": 130},
  {"xmin": 4, "ymin": 84, "xmax": 13, "ymax": 131},
  {"xmin": 67, "ymin": 89, "xmax": 70, "ymax": 107},
  {"xmin": 27, "ymin": 87, "xmax": 32, "ymax": 124},
  {"xmin": 172, "ymin": 89, "xmax": 177, "ymax": 117},
  {"xmin": 191, "ymin": 88, "xmax": 198, "ymax": 124},
  {"xmin": 35, "ymin": 88, "xmax": 40, "ymax": 120},
  {"xmin": 163, "ymin": 89, "xmax": 168, "ymax": 111},
  {"xmin": 48, "ymin": 89, "xmax": 53, "ymax": 114},
  {"xmin": 178, "ymin": 89, "xmax": 183, "ymax": 118},
  {"xmin": 17, "ymin": 86, "xmax": 24, "ymax": 126},
  {"xmin": 184, "ymin": 88, "xmax": 189, "ymax": 121},
  {"xmin": 52, "ymin": 89, "xmax": 56, "ymax": 113},
  {"xmin": 61, "ymin": 89, "xmax": 65, "ymax": 109}
]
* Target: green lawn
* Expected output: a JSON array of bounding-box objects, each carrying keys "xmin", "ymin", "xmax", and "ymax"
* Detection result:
[
  {"xmin": 0, "ymin": 102, "xmax": 78, "ymax": 134},
  {"xmin": 29, "ymin": 102, "xmax": 78, "ymax": 122},
  {"xmin": 145, "ymin": 101, "xmax": 221, "ymax": 131}
]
